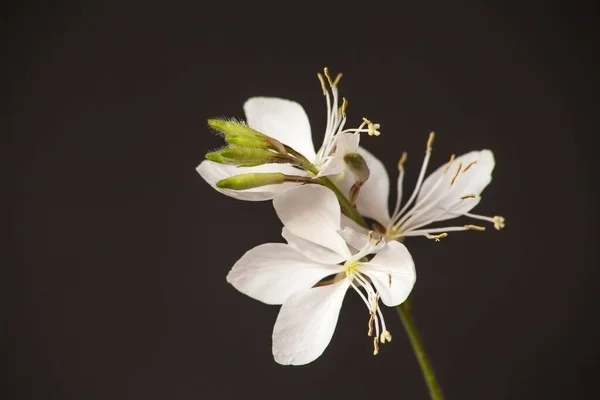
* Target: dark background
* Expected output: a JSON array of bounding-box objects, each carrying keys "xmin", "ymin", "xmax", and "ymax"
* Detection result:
[{"xmin": 4, "ymin": 0, "xmax": 598, "ymax": 399}]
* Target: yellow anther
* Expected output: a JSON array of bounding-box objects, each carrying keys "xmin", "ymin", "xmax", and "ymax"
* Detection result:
[
  {"xmin": 339, "ymin": 97, "xmax": 348, "ymax": 117},
  {"xmin": 373, "ymin": 337, "xmax": 380, "ymax": 355},
  {"xmin": 465, "ymin": 224, "xmax": 486, "ymax": 231},
  {"xmin": 333, "ymin": 72, "xmax": 343, "ymax": 87},
  {"xmin": 367, "ymin": 312, "xmax": 374, "ymax": 337},
  {"xmin": 380, "ymin": 330, "xmax": 392, "ymax": 344},
  {"xmin": 429, "ymin": 233, "xmax": 448, "ymax": 242},
  {"xmin": 317, "ymin": 73, "xmax": 327, "ymax": 95},
  {"xmin": 323, "ymin": 67, "xmax": 334, "ymax": 86},
  {"xmin": 426, "ymin": 131, "xmax": 435, "ymax": 153},
  {"xmin": 443, "ymin": 154, "xmax": 456, "ymax": 173},
  {"xmin": 462, "ymin": 160, "xmax": 478, "ymax": 172},
  {"xmin": 460, "ymin": 193, "xmax": 477, "ymax": 199},
  {"xmin": 450, "ymin": 162, "xmax": 462, "ymax": 185},
  {"xmin": 493, "ymin": 216, "xmax": 506, "ymax": 230},
  {"xmin": 397, "ymin": 151, "xmax": 408, "ymax": 170}
]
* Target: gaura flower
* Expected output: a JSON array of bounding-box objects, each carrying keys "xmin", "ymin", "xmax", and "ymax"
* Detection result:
[
  {"xmin": 343, "ymin": 132, "xmax": 505, "ymax": 241},
  {"xmin": 196, "ymin": 68, "xmax": 381, "ymax": 201},
  {"xmin": 226, "ymin": 185, "xmax": 415, "ymax": 365}
]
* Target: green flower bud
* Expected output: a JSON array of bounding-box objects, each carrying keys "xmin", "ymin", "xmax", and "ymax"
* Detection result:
[
  {"xmin": 208, "ymin": 119, "xmax": 283, "ymax": 150},
  {"xmin": 216, "ymin": 173, "xmax": 287, "ymax": 190}
]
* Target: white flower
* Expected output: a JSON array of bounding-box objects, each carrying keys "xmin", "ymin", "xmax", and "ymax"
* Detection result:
[
  {"xmin": 226, "ymin": 185, "xmax": 415, "ymax": 365},
  {"xmin": 197, "ymin": 68, "xmax": 380, "ymax": 201},
  {"xmin": 344, "ymin": 132, "xmax": 505, "ymax": 241}
]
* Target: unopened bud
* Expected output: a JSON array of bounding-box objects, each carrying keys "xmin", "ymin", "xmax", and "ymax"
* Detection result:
[
  {"xmin": 208, "ymin": 119, "xmax": 284, "ymax": 152},
  {"xmin": 344, "ymin": 153, "xmax": 370, "ymax": 183},
  {"xmin": 216, "ymin": 173, "xmax": 286, "ymax": 190},
  {"xmin": 206, "ymin": 147, "xmax": 285, "ymax": 167}
]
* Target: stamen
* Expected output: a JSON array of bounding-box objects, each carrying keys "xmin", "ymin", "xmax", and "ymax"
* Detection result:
[
  {"xmin": 391, "ymin": 133, "xmax": 434, "ymax": 224},
  {"xmin": 323, "ymin": 67, "xmax": 334, "ymax": 86},
  {"xmin": 462, "ymin": 160, "xmax": 477, "ymax": 172},
  {"xmin": 367, "ymin": 312, "xmax": 375, "ymax": 336},
  {"xmin": 465, "ymin": 224, "xmax": 486, "ymax": 231},
  {"xmin": 317, "ymin": 73, "xmax": 327, "ymax": 95},
  {"xmin": 373, "ymin": 337, "xmax": 380, "ymax": 355},
  {"xmin": 339, "ymin": 97, "xmax": 348, "ymax": 117},
  {"xmin": 450, "ymin": 162, "xmax": 463, "ymax": 185},
  {"xmin": 443, "ymin": 154, "xmax": 456, "ymax": 173},
  {"xmin": 428, "ymin": 233, "xmax": 448, "ymax": 241},
  {"xmin": 397, "ymin": 152, "xmax": 408, "ymax": 170},
  {"xmin": 426, "ymin": 131, "xmax": 435, "ymax": 153},
  {"xmin": 333, "ymin": 72, "xmax": 343, "ymax": 87},
  {"xmin": 463, "ymin": 213, "xmax": 506, "ymax": 230}
]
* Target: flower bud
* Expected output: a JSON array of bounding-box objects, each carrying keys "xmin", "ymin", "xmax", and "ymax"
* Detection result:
[
  {"xmin": 208, "ymin": 119, "xmax": 285, "ymax": 152},
  {"xmin": 216, "ymin": 172, "xmax": 287, "ymax": 190},
  {"xmin": 205, "ymin": 146, "xmax": 287, "ymax": 167}
]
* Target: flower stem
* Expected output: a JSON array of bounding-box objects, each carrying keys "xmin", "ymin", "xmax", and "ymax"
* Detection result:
[
  {"xmin": 396, "ymin": 300, "xmax": 444, "ymax": 400},
  {"xmin": 297, "ymin": 158, "xmax": 367, "ymax": 229},
  {"xmin": 317, "ymin": 176, "xmax": 367, "ymax": 228}
]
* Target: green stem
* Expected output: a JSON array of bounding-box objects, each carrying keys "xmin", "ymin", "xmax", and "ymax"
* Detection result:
[
  {"xmin": 318, "ymin": 176, "xmax": 367, "ymax": 228},
  {"xmin": 396, "ymin": 300, "xmax": 444, "ymax": 400},
  {"xmin": 299, "ymin": 161, "xmax": 367, "ymax": 229}
]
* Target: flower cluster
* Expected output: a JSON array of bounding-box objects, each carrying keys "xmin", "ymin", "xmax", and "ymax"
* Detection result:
[{"xmin": 196, "ymin": 68, "xmax": 504, "ymax": 366}]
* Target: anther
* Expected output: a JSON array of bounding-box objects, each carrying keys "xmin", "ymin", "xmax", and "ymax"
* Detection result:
[
  {"xmin": 462, "ymin": 160, "xmax": 478, "ymax": 172},
  {"xmin": 450, "ymin": 162, "xmax": 462, "ymax": 185},
  {"xmin": 323, "ymin": 67, "xmax": 334, "ymax": 86},
  {"xmin": 339, "ymin": 97, "xmax": 348, "ymax": 117},
  {"xmin": 426, "ymin": 131, "xmax": 435, "ymax": 153},
  {"xmin": 317, "ymin": 73, "xmax": 327, "ymax": 95},
  {"xmin": 429, "ymin": 233, "xmax": 448, "ymax": 242},
  {"xmin": 367, "ymin": 312, "xmax": 375, "ymax": 337},
  {"xmin": 387, "ymin": 273, "xmax": 392, "ymax": 288},
  {"xmin": 493, "ymin": 216, "xmax": 506, "ymax": 230},
  {"xmin": 465, "ymin": 224, "xmax": 486, "ymax": 231},
  {"xmin": 443, "ymin": 154, "xmax": 456, "ymax": 173},
  {"xmin": 333, "ymin": 72, "xmax": 343, "ymax": 87},
  {"xmin": 460, "ymin": 193, "xmax": 477, "ymax": 199},
  {"xmin": 397, "ymin": 151, "xmax": 408, "ymax": 170},
  {"xmin": 373, "ymin": 337, "xmax": 380, "ymax": 355}
]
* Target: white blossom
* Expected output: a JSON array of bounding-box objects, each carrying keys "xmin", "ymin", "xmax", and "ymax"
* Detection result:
[{"xmin": 226, "ymin": 185, "xmax": 415, "ymax": 365}]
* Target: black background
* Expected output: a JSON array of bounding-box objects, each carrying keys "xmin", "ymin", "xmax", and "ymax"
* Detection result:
[{"xmin": 4, "ymin": 1, "xmax": 599, "ymax": 399}]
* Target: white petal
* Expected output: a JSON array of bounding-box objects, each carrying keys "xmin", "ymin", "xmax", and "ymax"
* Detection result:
[
  {"xmin": 361, "ymin": 241, "xmax": 416, "ymax": 307},
  {"xmin": 244, "ymin": 97, "xmax": 317, "ymax": 161},
  {"xmin": 339, "ymin": 214, "xmax": 371, "ymax": 237},
  {"xmin": 353, "ymin": 146, "xmax": 391, "ymax": 226},
  {"xmin": 412, "ymin": 150, "xmax": 495, "ymax": 224},
  {"xmin": 282, "ymin": 227, "xmax": 346, "ymax": 264},
  {"xmin": 196, "ymin": 160, "xmax": 305, "ymax": 201},
  {"xmin": 272, "ymin": 279, "xmax": 350, "ymax": 365},
  {"xmin": 226, "ymin": 243, "xmax": 342, "ymax": 305},
  {"xmin": 273, "ymin": 185, "xmax": 351, "ymax": 259},
  {"xmin": 316, "ymin": 133, "xmax": 360, "ymax": 177}
]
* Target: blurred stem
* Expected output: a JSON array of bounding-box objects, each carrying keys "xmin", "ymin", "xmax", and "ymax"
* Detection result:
[{"xmin": 396, "ymin": 299, "xmax": 444, "ymax": 400}]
